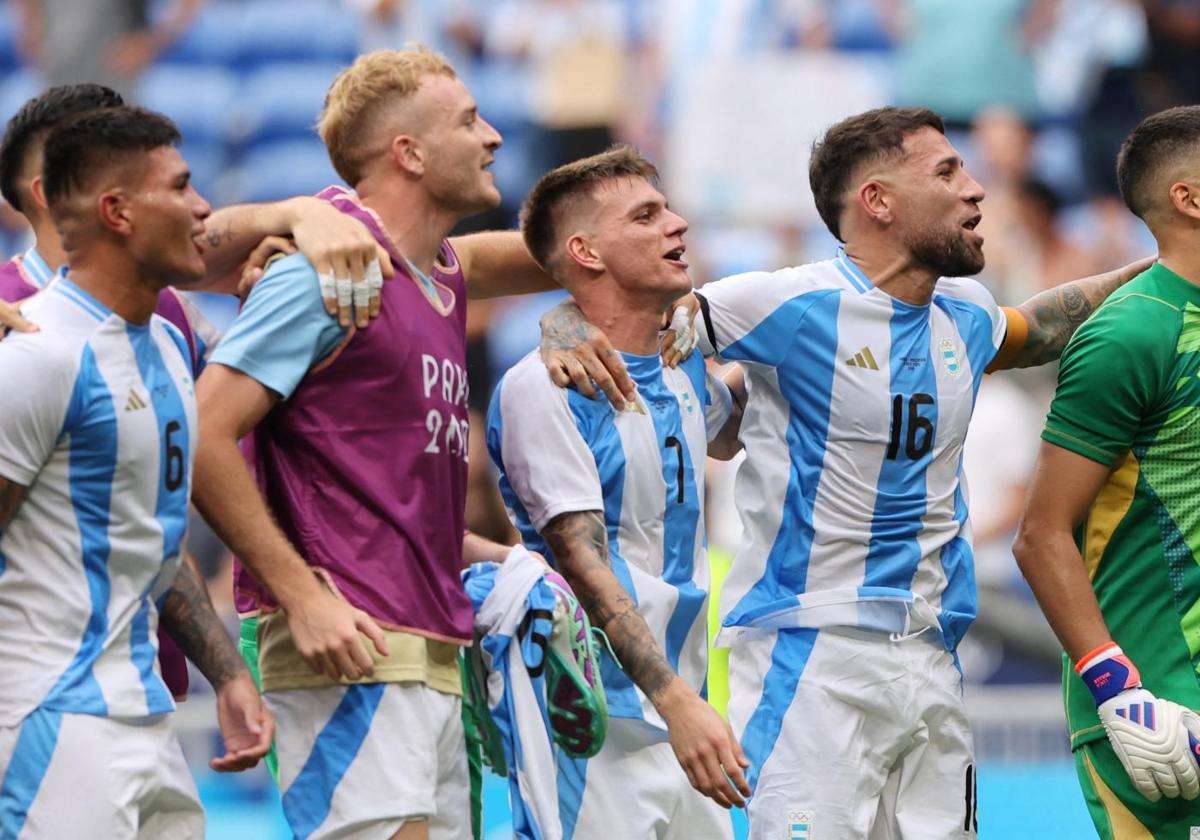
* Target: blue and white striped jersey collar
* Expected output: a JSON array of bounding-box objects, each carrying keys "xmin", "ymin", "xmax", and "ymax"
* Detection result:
[
  {"xmin": 20, "ymin": 246, "xmax": 60, "ymax": 289},
  {"xmin": 834, "ymin": 246, "xmax": 875, "ymax": 294},
  {"xmin": 52, "ymin": 276, "xmax": 112, "ymax": 322}
]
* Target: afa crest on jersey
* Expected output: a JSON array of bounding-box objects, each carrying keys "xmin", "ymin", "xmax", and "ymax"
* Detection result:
[{"xmin": 939, "ymin": 338, "xmax": 960, "ymax": 376}]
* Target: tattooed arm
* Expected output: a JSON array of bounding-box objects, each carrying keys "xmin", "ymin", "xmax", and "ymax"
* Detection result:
[
  {"xmin": 159, "ymin": 559, "xmax": 275, "ymax": 772},
  {"xmin": 994, "ymin": 258, "xmax": 1154, "ymax": 370},
  {"xmin": 541, "ymin": 510, "xmax": 750, "ymax": 808},
  {"xmin": 539, "ymin": 301, "xmax": 637, "ymax": 409},
  {"xmin": 188, "ymin": 197, "xmax": 392, "ymax": 328},
  {"xmin": 159, "ymin": 559, "xmax": 248, "ymax": 691}
]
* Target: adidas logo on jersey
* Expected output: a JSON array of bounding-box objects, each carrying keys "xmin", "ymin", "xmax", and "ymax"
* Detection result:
[
  {"xmin": 124, "ymin": 389, "xmax": 148, "ymax": 412},
  {"xmin": 845, "ymin": 347, "xmax": 879, "ymax": 370}
]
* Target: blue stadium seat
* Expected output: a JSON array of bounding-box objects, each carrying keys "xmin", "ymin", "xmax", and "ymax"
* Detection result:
[
  {"xmin": 137, "ymin": 64, "xmax": 238, "ymax": 144},
  {"xmin": 158, "ymin": 2, "xmax": 245, "ymax": 66},
  {"xmin": 0, "ymin": 7, "xmax": 23, "ymax": 74},
  {"xmin": 0, "ymin": 69, "xmax": 41, "ymax": 125},
  {"xmin": 460, "ymin": 59, "xmax": 532, "ymax": 135},
  {"xmin": 235, "ymin": 139, "xmax": 342, "ymax": 203},
  {"xmin": 178, "ymin": 141, "xmax": 225, "ymax": 200},
  {"xmin": 234, "ymin": 1, "xmax": 360, "ymax": 69},
  {"xmin": 234, "ymin": 62, "xmax": 344, "ymax": 149}
]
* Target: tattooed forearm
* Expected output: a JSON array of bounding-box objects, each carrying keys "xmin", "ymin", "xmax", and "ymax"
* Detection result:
[
  {"xmin": 1010, "ymin": 261, "xmax": 1144, "ymax": 368},
  {"xmin": 160, "ymin": 557, "xmax": 250, "ymax": 691},
  {"xmin": 204, "ymin": 219, "xmax": 236, "ymax": 252},
  {"xmin": 541, "ymin": 510, "xmax": 679, "ymax": 705},
  {"xmin": 0, "ymin": 478, "xmax": 26, "ymax": 531}
]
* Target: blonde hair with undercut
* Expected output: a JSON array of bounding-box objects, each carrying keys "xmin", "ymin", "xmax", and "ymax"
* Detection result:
[{"xmin": 318, "ymin": 47, "xmax": 457, "ymax": 185}]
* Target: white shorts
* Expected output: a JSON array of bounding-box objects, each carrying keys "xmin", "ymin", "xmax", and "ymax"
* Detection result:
[
  {"xmin": 558, "ymin": 717, "xmax": 734, "ymax": 840},
  {"xmin": 728, "ymin": 627, "xmax": 977, "ymax": 840},
  {"xmin": 268, "ymin": 682, "xmax": 469, "ymax": 840},
  {"xmin": 0, "ymin": 708, "xmax": 203, "ymax": 839}
]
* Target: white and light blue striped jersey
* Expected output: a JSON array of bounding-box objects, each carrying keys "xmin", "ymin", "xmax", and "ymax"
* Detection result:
[
  {"xmin": 0, "ymin": 278, "xmax": 197, "ymax": 726},
  {"xmin": 488, "ymin": 350, "xmax": 732, "ymax": 730},
  {"xmin": 697, "ymin": 249, "xmax": 1009, "ymax": 651}
]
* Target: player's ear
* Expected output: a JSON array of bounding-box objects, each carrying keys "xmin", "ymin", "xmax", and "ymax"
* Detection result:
[
  {"xmin": 858, "ymin": 179, "xmax": 894, "ymax": 227},
  {"xmin": 565, "ymin": 233, "xmax": 602, "ymax": 273},
  {"xmin": 1168, "ymin": 180, "xmax": 1200, "ymax": 222},
  {"xmin": 28, "ymin": 175, "xmax": 49, "ymax": 212},
  {"xmin": 390, "ymin": 134, "xmax": 424, "ymax": 178},
  {"xmin": 97, "ymin": 189, "xmax": 133, "ymax": 236}
]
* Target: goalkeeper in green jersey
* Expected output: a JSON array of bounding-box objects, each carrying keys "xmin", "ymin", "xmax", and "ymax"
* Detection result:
[{"xmin": 1015, "ymin": 106, "xmax": 1200, "ymax": 839}]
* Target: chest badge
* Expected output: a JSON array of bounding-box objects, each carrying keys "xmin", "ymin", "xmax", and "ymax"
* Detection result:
[{"xmin": 939, "ymin": 338, "xmax": 961, "ymax": 376}]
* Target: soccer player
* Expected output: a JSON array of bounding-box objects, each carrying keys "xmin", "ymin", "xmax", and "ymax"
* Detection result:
[
  {"xmin": 0, "ymin": 105, "xmax": 271, "ymax": 837},
  {"xmin": 1014, "ymin": 106, "xmax": 1200, "ymax": 838},
  {"xmin": 190, "ymin": 48, "xmax": 601, "ymax": 840},
  {"xmin": 0, "ymin": 81, "xmax": 391, "ymax": 704},
  {"xmin": 540, "ymin": 106, "xmax": 1149, "ymax": 839},
  {"xmin": 488, "ymin": 146, "xmax": 747, "ymax": 838},
  {"xmin": 0, "ymin": 84, "xmax": 392, "ymax": 335}
]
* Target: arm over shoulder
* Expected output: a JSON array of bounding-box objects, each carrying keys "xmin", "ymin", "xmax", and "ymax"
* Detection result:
[
  {"xmin": 207, "ymin": 253, "xmax": 348, "ymax": 400},
  {"xmin": 1042, "ymin": 295, "xmax": 1175, "ymax": 467}
]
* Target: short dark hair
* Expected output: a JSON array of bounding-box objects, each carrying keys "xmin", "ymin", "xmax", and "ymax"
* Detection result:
[
  {"xmin": 1116, "ymin": 105, "xmax": 1200, "ymax": 220},
  {"xmin": 42, "ymin": 106, "xmax": 181, "ymax": 213},
  {"xmin": 521, "ymin": 144, "xmax": 659, "ymax": 271},
  {"xmin": 0, "ymin": 84, "xmax": 125, "ymax": 213},
  {"xmin": 809, "ymin": 107, "xmax": 945, "ymax": 241}
]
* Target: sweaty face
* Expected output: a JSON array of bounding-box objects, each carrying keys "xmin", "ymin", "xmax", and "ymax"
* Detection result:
[
  {"xmin": 585, "ymin": 176, "xmax": 690, "ymax": 298},
  {"xmin": 416, "ymin": 75, "xmax": 503, "ymax": 217},
  {"xmin": 126, "ymin": 146, "xmax": 212, "ymax": 287},
  {"xmin": 892, "ymin": 127, "xmax": 986, "ymax": 277}
]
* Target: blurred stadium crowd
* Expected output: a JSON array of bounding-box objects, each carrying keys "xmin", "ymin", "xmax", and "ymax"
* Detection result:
[{"xmin": 1, "ymin": 0, "xmax": 1198, "ymax": 829}]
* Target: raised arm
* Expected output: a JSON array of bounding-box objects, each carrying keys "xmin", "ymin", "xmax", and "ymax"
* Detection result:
[
  {"xmin": 192, "ymin": 364, "xmax": 388, "ymax": 681},
  {"xmin": 194, "ymin": 196, "xmax": 394, "ymax": 327},
  {"xmin": 450, "ymin": 230, "xmax": 559, "ymax": 299},
  {"xmin": 540, "ymin": 509, "xmax": 750, "ymax": 809},
  {"xmin": 992, "ymin": 257, "xmax": 1153, "ymax": 370},
  {"xmin": 158, "ymin": 557, "xmax": 274, "ymax": 772}
]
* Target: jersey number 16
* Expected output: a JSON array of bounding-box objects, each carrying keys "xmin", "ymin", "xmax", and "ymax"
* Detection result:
[{"xmin": 886, "ymin": 393, "xmax": 935, "ymax": 460}]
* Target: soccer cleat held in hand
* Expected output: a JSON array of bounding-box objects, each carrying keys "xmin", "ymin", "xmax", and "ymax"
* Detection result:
[
  {"xmin": 1078, "ymin": 643, "xmax": 1200, "ymax": 802},
  {"xmin": 543, "ymin": 571, "xmax": 609, "ymax": 758}
]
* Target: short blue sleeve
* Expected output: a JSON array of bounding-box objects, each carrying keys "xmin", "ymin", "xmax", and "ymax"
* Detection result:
[{"xmin": 208, "ymin": 253, "xmax": 347, "ymax": 399}]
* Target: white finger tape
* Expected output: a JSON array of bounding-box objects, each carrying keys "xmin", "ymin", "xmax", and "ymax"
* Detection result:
[
  {"xmin": 669, "ymin": 305, "xmax": 697, "ymax": 355},
  {"xmin": 336, "ymin": 277, "xmax": 353, "ymax": 307},
  {"xmin": 319, "ymin": 272, "xmax": 336, "ymax": 301},
  {"xmin": 669, "ymin": 304, "xmax": 691, "ymax": 337},
  {"xmin": 673, "ymin": 327, "xmax": 698, "ymax": 356},
  {"xmin": 353, "ymin": 279, "xmax": 371, "ymax": 308},
  {"xmin": 366, "ymin": 258, "xmax": 384, "ymax": 292}
]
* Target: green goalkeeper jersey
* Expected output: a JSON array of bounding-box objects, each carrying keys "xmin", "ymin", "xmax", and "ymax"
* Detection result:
[{"xmin": 1042, "ymin": 261, "xmax": 1200, "ymax": 749}]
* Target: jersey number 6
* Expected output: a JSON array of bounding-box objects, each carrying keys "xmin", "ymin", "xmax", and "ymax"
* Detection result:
[{"xmin": 164, "ymin": 420, "xmax": 185, "ymax": 492}]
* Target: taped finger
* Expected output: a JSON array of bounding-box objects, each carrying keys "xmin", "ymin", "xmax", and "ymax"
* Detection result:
[
  {"xmin": 319, "ymin": 271, "xmax": 337, "ymax": 313},
  {"xmin": 366, "ymin": 258, "xmax": 384, "ymax": 317},
  {"xmin": 336, "ymin": 276, "xmax": 353, "ymax": 325}
]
